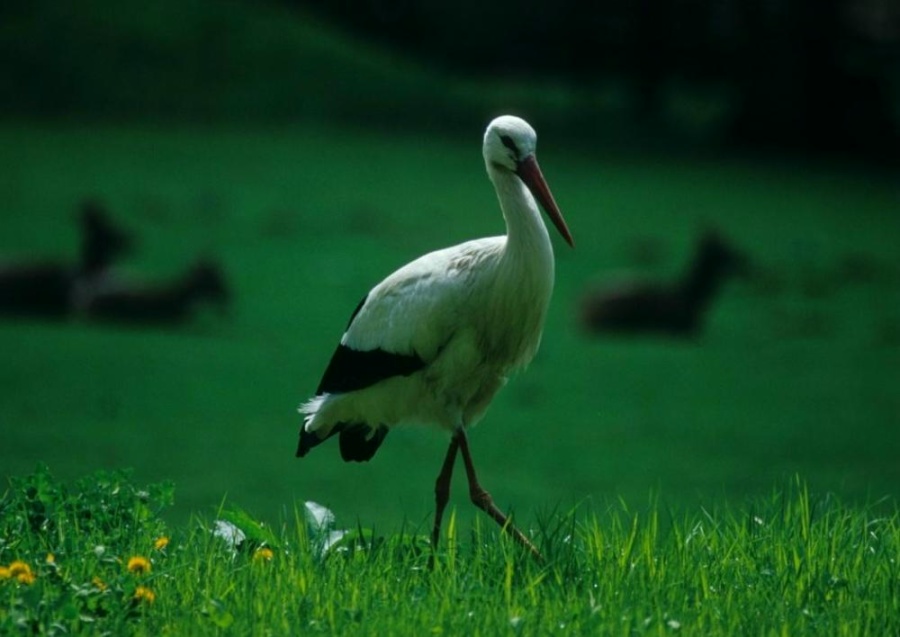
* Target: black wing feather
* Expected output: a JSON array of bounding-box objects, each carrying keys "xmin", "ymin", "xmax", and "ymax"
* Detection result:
[
  {"xmin": 315, "ymin": 293, "xmax": 426, "ymax": 395},
  {"xmin": 316, "ymin": 345, "xmax": 426, "ymax": 394}
]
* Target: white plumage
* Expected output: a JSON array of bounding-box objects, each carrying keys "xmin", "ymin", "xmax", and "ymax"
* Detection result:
[{"xmin": 296, "ymin": 115, "xmax": 573, "ymax": 559}]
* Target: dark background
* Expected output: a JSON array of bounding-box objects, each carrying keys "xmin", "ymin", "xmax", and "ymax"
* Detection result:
[{"xmin": 2, "ymin": 0, "xmax": 898, "ymax": 160}]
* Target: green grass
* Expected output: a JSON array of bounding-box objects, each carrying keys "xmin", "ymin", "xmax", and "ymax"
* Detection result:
[{"xmin": 2, "ymin": 467, "xmax": 898, "ymax": 635}]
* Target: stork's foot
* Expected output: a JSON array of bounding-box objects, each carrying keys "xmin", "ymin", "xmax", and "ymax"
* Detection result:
[
  {"xmin": 469, "ymin": 486, "xmax": 544, "ymax": 563},
  {"xmin": 455, "ymin": 430, "xmax": 544, "ymax": 563}
]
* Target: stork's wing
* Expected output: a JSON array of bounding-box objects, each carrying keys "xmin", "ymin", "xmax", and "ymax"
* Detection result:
[{"xmin": 315, "ymin": 237, "xmax": 503, "ymax": 396}]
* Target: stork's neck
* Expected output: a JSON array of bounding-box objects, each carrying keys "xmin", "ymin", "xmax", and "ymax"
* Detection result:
[
  {"xmin": 482, "ymin": 164, "xmax": 555, "ymax": 368},
  {"xmin": 490, "ymin": 167, "xmax": 554, "ymax": 268}
]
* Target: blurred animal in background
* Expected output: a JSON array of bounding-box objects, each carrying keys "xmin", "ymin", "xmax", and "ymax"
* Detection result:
[
  {"xmin": 0, "ymin": 199, "xmax": 132, "ymax": 319},
  {"xmin": 579, "ymin": 231, "xmax": 748, "ymax": 336},
  {"xmin": 82, "ymin": 259, "xmax": 229, "ymax": 325},
  {"xmin": 79, "ymin": 200, "xmax": 133, "ymax": 276}
]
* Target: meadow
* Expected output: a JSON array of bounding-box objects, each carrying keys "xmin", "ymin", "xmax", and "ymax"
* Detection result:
[
  {"xmin": 0, "ymin": 118, "xmax": 898, "ymax": 633},
  {"xmin": 1, "ymin": 467, "xmax": 898, "ymax": 635}
]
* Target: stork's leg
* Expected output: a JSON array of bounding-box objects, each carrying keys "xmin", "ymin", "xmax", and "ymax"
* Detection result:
[
  {"xmin": 456, "ymin": 430, "xmax": 544, "ymax": 562},
  {"xmin": 432, "ymin": 435, "xmax": 460, "ymax": 549}
]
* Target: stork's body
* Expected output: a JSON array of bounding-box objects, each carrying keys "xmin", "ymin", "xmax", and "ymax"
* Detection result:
[{"xmin": 296, "ymin": 116, "xmax": 573, "ymax": 559}]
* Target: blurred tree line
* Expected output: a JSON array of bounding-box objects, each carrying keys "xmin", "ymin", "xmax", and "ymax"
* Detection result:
[
  {"xmin": 301, "ymin": 0, "xmax": 899, "ymax": 161},
  {"xmin": 1, "ymin": 0, "xmax": 897, "ymax": 161}
]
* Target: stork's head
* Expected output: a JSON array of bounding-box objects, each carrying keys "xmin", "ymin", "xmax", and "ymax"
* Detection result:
[
  {"xmin": 483, "ymin": 115, "xmax": 574, "ymax": 247},
  {"xmin": 483, "ymin": 115, "xmax": 537, "ymax": 171}
]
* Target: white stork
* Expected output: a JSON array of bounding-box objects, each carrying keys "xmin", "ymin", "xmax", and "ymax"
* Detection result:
[{"xmin": 296, "ymin": 115, "xmax": 574, "ymax": 559}]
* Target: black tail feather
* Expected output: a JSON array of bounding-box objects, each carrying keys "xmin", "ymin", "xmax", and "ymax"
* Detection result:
[
  {"xmin": 296, "ymin": 426, "xmax": 331, "ymax": 457},
  {"xmin": 296, "ymin": 422, "xmax": 388, "ymax": 463},
  {"xmin": 339, "ymin": 424, "xmax": 388, "ymax": 462}
]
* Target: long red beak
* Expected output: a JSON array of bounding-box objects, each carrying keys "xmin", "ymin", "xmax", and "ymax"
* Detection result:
[{"xmin": 516, "ymin": 155, "xmax": 574, "ymax": 248}]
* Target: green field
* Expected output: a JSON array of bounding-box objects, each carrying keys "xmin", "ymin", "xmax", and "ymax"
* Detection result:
[
  {"xmin": 1, "ymin": 121, "xmax": 899, "ymax": 537},
  {"xmin": 2, "ymin": 468, "xmax": 898, "ymax": 635}
]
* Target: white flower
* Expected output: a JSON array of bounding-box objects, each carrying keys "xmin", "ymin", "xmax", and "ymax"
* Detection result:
[
  {"xmin": 303, "ymin": 501, "xmax": 347, "ymax": 558},
  {"xmin": 303, "ymin": 501, "xmax": 335, "ymax": 531},
  {"xmin": 213, "ymin": 519, "xmax": 246, "ymax": 552}
]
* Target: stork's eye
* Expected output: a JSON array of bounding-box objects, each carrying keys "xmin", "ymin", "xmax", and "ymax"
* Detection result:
[{"xmin": 499, "ymin": 135, "xmax": 519, "ymax": 158}]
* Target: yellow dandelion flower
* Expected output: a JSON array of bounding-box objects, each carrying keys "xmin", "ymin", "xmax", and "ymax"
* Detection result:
[
  {"xmin": 127, "ymin": 556, "xmax": 152, "ymax": 575},
  {"xmin": 133, "ymin": 585, "xmax": 156, "ymax": 604},
  {"xmin": 92, "ymin": 577, "xmax": 107, "ymax": 591},
  {"xmin": 8, "ymin": 561, "xmax": 31, "ymax": 577},
  {"xmin": 17, "ymin": 571, "xmax": 36, "ymax": 585},
  {"xmin": 0, "ymin": 566, "xmax": 10, "ymax": 580},
  {"xmin": 153, "ymin": 536, "xmax": 170, "ymax": 551},
  {"xmin": 9, "ymin": 562, "xmax": 36, "ymax": 585},
  {"xmin": 46, "ymin": 553, "xmax": 55, "ymax": 564},
  {"xmin": 252, "ymin": 547, "xmax": 274, "ymax": 563}
]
